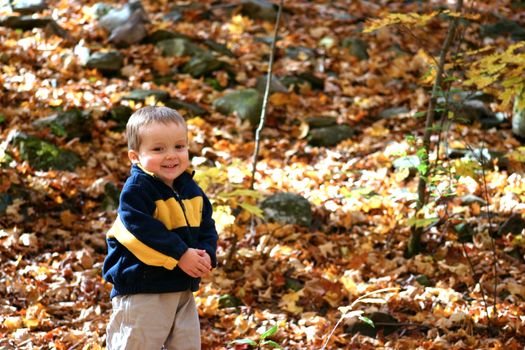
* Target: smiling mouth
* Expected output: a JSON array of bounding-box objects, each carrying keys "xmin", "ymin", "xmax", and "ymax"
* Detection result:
[{"xmin": 163, "ymin": 164, "xmax": 178, "ymax": 168}]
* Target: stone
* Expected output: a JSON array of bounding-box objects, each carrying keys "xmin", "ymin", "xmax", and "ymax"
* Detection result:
[
  {"xmin": 122, "ymin": 89, "xmax": 169, "ymax": 103},
  {"xmin": 157, "ymin": 38, "xmax": 204, "ymax": 57},
  {"xmin": 11, "ymin": 0, "xmax": 47, "ymax": 14},
  {"xmin": 10, "ymin": 132, "xmax": 82, "ymax": 171},
  {"xmin": 307, "ymin": 124, "xmax": 354, "ymax": 147},
  {"xmin": 261, "ymin": 192, "xmax": 312, "ymax": 227},
  {"xmin": 341, "ymin": 37, "xmax": 369, "ymax": 60},
  {"xmin": 393, "ymin": 155, "xmax": 421, "ymax": 170},
  {"xmin": 33, "ymin": 109, "xmax": 92, "ymax": 141},
  {"xmin": 213, "ymin": 89, "xmax": 262, "ymax": 125},
  {"xmin": 182, "ymin": 52, "xmax": 224, "ymax": 77},
  {"xmin": 0, "ymin": 15, "xmax": 52, "ymax": 30},
  {"xmin": 165, "ymin": 99, "xmax": 207, "ymax": 117},
  {"xmin": 239, "ymin": 0, "xmax": 277, "ymax": 21},
  {"xmin": 305, "ymin": 117, "xmax": 337, "ymax": 128},
  {"xmin": 203, "ymin": 39, "xmax": 235, "ymax": 58},
  {"xmin": 498, "ymin": 213, "xmax": 525, "ymax": 236},
  {"xmin": 85, "ymin": 51, "xmax": 123, "ymax": 73},
  {"xmin": 98, "ymin": 1, "xmax": 146, "ymax": 33},
  {"xmin": 512, "ymin": 94, "xmax": 525, "ymax": 139},
  {"xmin": 255, "ymin": 75, "xmax": 288, "ymax": 94}
]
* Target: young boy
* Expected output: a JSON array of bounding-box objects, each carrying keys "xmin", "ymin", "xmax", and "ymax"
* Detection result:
[{"xmin": 103, "ymin": 106, "xmax": 218, "ymax": 350}]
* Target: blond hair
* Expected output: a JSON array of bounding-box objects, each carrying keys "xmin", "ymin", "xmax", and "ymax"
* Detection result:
[{"xmin": 126, "ymin": 106, "xmax": 186, "ymax": 151}]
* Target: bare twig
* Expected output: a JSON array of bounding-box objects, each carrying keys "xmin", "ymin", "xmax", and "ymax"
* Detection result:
[{"xmin": 249, "ymin": 0, "xmax": 284, "ymax": 190}]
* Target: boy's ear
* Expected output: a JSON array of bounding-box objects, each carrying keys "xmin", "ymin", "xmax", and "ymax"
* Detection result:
[{"xmin": 128, "ymin": 150, "xmax": 140, "ymax": 163}]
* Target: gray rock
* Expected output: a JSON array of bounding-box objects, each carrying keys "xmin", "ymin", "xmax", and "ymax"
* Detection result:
[
  {"xmin": 213, "ymin": 89, "xmax": 262, "ymax": 125},
  {"xmin": 182, "ymin": 52, "xmax": 224, "ymax": 77},
  {"xmin": 454, "ymin": 223, "xmax": 474, "ymax": 243},
  {"xmin": 203, "ymin": 39, "xmax": 235, "ymax": 58},
  {"xmin": 512, "ymin": 94, "xmax": 525, "ymax": 139},
  {"xmin": 105, "ymin": 105, "xmax": 132, "ymax": 130},
  {"xmin": 498, "ymin": 213, "xmax": 525, "ymax": 236},
  {"xmin": 459, "ymin": 194, "xmax": 487, "ymax": 205},
  {"xmin": 98, "ymin": 1, "xmax": 145, "ymax": 32},
  {"xmin": 0, "ymin": 193, "xmax": 11, "ymax": 215},
  {"xmin": 122, "ymin": 89, "xmax": 170, "ymax": 103},
  {"xmin": 378, "ymin": 107, "xmax": 409, "ymax": 119},
  {"xmin": 305, "ymin": 117, "xmax": 337, "ymax": 128},
  {"xmin": 0, "ymin": 15, "xmax": 52, "ymax": 30},
  {"xmin": 255, "ymin": 75, "xmax": 288, "ymax": 94},
  {"xmin": 157, "ymin": 38, "xmax": 204, "ymax": 57},
  {"xmin": 85, "ymin": 51, "xmax": 123, "ymax": 73},
  {"xmin": 10, "ymin": 132, "xmax": 82, "ymax": 171},
  {"xmin": 240, "ymin": 0, "xmax": 277, "ymax": 21},
  {"xmin": 438, "ymin": 91, "xmax": 501, "ymax": 127},
  {"xmin": 281, "ymin": 72, "xmax": 324, "ymax": 91},
  {"xmin": 341, "ymin": 37, "xmax": 369, "ymax": 60},
  {"xmin": 307, "ymin": 124, "xmax": 355, "ymax": 147},
  {"xmin": 33, "ymin": 109, "xmax": 93, "ymax": 141},
  {"xmin": 393, "ymin": 155, "xmax": 421, "ymax": 170},
  {"xmin": 261, "ymin": 192, "xmax": 312, "ymax": 227},
  {"xmin": 447, "ymin": 148, "xmax": 509, "ymax": 169},
  {"xmin": 165, "ymin": 99, "xmax": 207, "ymax": 117},
  {"xmin": 11, "ymin": 0, "xmax": 47, "ymax": 14},
  {"xmin": 91, "ymin": 3, "xmax": 113, "ymax": 19},
  {"xmin": 285, "ymin": 46, "xmax": 316, "ymax": 60},
  {"xmin": 480, "ymin": 16, "xmax": 525, "ymax": 41},
  {"xmin": 144, "ymin": 30, "xmax": 187, "ymax": 44},
  {"xmin": 108, "ymin": 10, "xmax": 147, "ymax": 47}
]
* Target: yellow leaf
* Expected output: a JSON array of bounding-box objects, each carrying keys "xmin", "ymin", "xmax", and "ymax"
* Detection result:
[
  {"xmin": 3, "ymin": 316, "xmax": 23, "ymax": 330},
  {"xmin": 279, "ymin": 291, "xmax": 303, "ymax": 314},
  {"xmin": 454, "ymin": 159, "xmax": 480, "ymax": 180}
]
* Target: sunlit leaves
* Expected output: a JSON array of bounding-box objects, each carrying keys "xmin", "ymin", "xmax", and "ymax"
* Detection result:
[{"xmin": 364, "ymin": 12, "xmax": 439, "ymax": 33}]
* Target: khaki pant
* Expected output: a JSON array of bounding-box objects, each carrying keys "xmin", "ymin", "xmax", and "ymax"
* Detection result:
[{"xmin": 106, "ymin": 291, "xmax": 200, "ymax": 350}]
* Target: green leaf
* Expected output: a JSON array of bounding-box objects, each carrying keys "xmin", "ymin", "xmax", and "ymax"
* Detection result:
[
  {"xmin": 238, "ymin": 202, "xmax": 264, "ymax": 218},
  {"xmin": 407, "ymin": 216, "xmax": 439, "ymax": 228},
  {"xmin": 261, "ymin": 340, "xmax": 282, "ymax": 349},
  {"xmin": 358, "ymin": 316, "xmax": 375, "ymax": 328},
  {"xmin": 260, "ymin": 324, "xmax": 279, "ymax": 340},
  {"xmin": 230, "ymin": 338, "xmax": 258, "ymax": 347}
]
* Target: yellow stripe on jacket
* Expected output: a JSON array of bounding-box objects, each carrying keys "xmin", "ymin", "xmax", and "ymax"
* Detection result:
[
  {"xmin": 154, "ymin": 196, "xmax": 203, "ymax": 229},
  {"xmin": 107, "ymin": 217, "xmax": 178, "ymax": 270}
]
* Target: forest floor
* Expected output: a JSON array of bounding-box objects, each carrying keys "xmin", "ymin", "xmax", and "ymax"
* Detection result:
[{"xmin": 1, "ymin": 0, "xmax": 525, "ymax": 349}]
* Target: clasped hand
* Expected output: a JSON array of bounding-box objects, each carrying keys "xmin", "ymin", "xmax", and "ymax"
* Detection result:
[{"xmin": 178, "ymin": 248, "xmax": 212, "ymax": 278}]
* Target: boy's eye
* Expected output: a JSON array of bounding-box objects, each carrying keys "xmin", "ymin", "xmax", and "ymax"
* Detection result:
[
  {"xmin": 152, "ymin": 147, "xmax": 164, "ymax": 152},
  {"xmin": 175, "ymin": 145, "xmax": 186, "ymax": 150}
]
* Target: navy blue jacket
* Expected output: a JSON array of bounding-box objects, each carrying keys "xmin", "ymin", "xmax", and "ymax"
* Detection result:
[{"xmin": 103, "ymin": 164, "xmax": 218, "ymax": 299}]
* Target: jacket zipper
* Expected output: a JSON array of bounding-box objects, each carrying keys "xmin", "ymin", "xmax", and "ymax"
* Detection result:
[{"xmin": 173, "ymin": 190, "xmax": 192, "ymax": 229}]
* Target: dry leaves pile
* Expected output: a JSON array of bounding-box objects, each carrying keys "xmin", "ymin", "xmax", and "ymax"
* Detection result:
[{"xmin": 1, "ymin": 0, "xmax": 525, "ymax": 349}]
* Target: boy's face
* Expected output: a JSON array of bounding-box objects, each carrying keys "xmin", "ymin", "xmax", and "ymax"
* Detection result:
[{"xmin": 128, "ymin": 121, "xmax": 189, "ymax": 187}]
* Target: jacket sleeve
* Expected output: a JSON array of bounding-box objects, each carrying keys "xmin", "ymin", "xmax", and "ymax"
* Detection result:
[
  {"xmin": 197, "ymin": 192, "xmax": 218, "ymax": 267},
  {"xmin": 112, "ymin": 184, "xmax": 189, "ymax": 270}
]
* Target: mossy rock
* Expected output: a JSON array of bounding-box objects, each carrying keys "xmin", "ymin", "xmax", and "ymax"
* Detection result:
[
  {"xmin": 33, "ymin": 109, "xmax": 92, "ymax": 141},
  {"xmin": 11, "ymin": 132, "xmax": 82, "ymax": 171}
]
